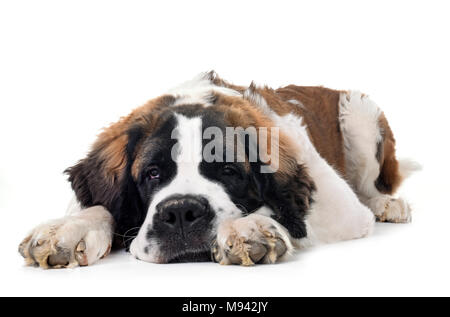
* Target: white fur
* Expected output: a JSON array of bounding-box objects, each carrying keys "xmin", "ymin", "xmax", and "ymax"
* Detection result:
[
  {"xmin": 130, "ymin": 114, "xmax": 242, "ymax": 263},
  {"xmin": 243, "ymin": 87, "xmax": 274, "ymax": 117},
  {"xmin": 339, "ymin": 91, "xmax": 385, "ymax": 201},
  {"xmin": 253, "ymin": 205, "xmax": 275, "ymax": 217},
  {"xmin": 287, "ymin": 99, "xmax": 306, "ymax": 109},
  {"xmin": 168, "ymin": 72, "xmax": 241, "ymax": 106}
]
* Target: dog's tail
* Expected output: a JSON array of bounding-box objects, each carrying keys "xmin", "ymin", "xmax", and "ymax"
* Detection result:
[{"xmin": 398, "ymin": 158, "xmax": 422, "ymax": 182}]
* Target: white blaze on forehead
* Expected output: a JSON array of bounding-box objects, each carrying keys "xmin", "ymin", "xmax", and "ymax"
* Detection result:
[
  {"xmin": 130, "ymin": 113, "xmax": 242, "ymax": 263},
  {"xmin": 172, "ymin": 114, "xmax": 203, "ymax": 164},
  {"xmin": 167, "ymin": 72, "xmax": 241, "ymax": 107}
]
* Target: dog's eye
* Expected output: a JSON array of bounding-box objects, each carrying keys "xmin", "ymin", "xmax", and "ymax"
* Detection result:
[
  {"xmin": 147, "ymin": 166, "xmax": 160, "ymax": 180},
  {"xmin": 222, "ymin": 165, "xmax": 237, "ymax": 176}
]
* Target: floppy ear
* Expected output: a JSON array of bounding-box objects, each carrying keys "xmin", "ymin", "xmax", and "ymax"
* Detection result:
[
  {"xmin": 64, "ymin": 95, "xmax": 173, "ymax": 246},
  {"xmin": 64, "ymin": 121, "xmax": 148, "ymax": 244},
  {"xmin": 65, "ymin": 130, "xmax": 130, "ymax": 210},
  {"xmin": 221, "ymin": 98, "xmax": 316, "ymax": 239},
  {"xmin": 251, "ymin": 161, "xmax": 316, "ymax": 239}
]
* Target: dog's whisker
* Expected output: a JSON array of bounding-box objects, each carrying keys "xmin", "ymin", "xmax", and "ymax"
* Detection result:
[
  {"xmin": 123, "ymin": 235, "xmax": 137, "ymax": 245},
  {"xmin": 113, "ymin": 232, "xmax": 137, "ymax": 238},
  {"xmin": 113, "ymin": 226, "xmax": 141, "ymax": 238},
  {"xmin": 124, "ymin": 226, "xmax": 141, "ymax": 234},
  {"xmin": 116, "ymin": 227, "xmax": 141, "ymax": 245}
]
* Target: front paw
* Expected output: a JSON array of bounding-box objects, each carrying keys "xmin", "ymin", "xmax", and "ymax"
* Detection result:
[
  {"xmin": 18, "ymin": 217, "xmax": 111, "ymax": 269},
  {"xmin": 212, "ymin": 214, "xmax": 293, "ymax": 266}
]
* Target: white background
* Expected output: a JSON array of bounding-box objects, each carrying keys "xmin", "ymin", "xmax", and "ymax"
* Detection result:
[{"xmin": 1, "ymin": 0, "xmax": 449, "ymax": 296}]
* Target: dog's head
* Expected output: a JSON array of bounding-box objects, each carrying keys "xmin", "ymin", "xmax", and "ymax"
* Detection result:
[{"xmin": 65, "ymin": 73, "xmax": 315, "ymax": 263}]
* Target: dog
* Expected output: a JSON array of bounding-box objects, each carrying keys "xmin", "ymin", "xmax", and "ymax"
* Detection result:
[{"xmin": 18, "ymin": 71, "xmax": 419, "ymax": 268}]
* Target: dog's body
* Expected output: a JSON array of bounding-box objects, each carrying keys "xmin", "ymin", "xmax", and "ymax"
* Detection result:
[{"xmin": 19, "ymin": 72, "xmax": 418, "ymax": 268}]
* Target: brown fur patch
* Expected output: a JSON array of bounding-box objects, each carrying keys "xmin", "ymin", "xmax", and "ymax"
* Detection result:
[
  {"xmin": 375, "ymin": 112, "xmax": 402, "ymax": 194},
  {"xmin": 274, "ymin": 86, "xmax": 346, "ymax": 176},
  {"xmin": 96, "ymin": 94, "xmax": 175, "ymax": 180}
]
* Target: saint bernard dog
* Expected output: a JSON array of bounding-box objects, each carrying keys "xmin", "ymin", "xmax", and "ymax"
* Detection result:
[{"xmin": 18, "ymin": 71, "xmax": 419, "ymax": 268}]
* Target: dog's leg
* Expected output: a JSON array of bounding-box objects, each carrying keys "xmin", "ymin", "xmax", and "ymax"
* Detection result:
[
  {"xmin": 18, "ymin": 199, "xmax": 114, "ymax": 269},
  {"xmin": 339, "ymin": 91, "xmax": 419, "ymax": 223},
  {"xmin": 268, "ymin": 110, "xmax": 376, "ymax": 248}
]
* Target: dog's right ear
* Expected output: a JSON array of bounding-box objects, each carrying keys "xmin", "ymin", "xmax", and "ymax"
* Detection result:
[
  {"xmin": 65, "ymin": 117, "xmax": 150, "ymax": 212},
  {"xmin": 65, "ymin": 125, "xmax": 133, "ymax": 210},
  {"xmin": 64, "ymin": 95, "xmax": 174, "ymax": 210}
]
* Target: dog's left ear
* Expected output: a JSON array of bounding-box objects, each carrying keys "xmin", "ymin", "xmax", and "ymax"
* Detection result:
[
  {"xmin": 251, "ymin": 161, "xmax": 316, "ymax": 239},
  {"xmin": 224, "ymin": 104, "xmax": 316, "ymax": 239}
]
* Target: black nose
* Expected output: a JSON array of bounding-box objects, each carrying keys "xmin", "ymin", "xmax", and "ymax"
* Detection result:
[{"xmin": 156, "ymin": 195, "xmax": 209, "ymax": 232}]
